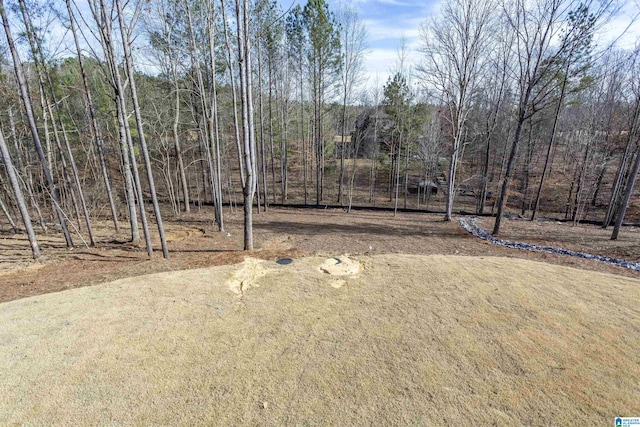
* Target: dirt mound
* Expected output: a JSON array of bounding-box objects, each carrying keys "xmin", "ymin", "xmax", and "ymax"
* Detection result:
[
  {"xmin": 319, "ymin": 255, "xmax": 362, "ymax": 276},
  {"xmin": 227, "ymin": 257, "xmax": 271, "ymax": 296},
  {"xmin": 0, "ymin": 255, "xmax": 638, "ymax": 425}
]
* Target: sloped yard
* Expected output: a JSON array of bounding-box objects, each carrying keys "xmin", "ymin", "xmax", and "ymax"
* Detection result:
[{"xmin": 1, "ymin": 254, "xmax": 638, "ymax": 425}]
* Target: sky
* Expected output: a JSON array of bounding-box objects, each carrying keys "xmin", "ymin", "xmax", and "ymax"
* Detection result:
[
  {"xmin": 13, "ymin": 0, "xmax": 640, "ymax": 90},
  {"xmin": 29, "ymin": 0, "xmax": 432, "ymax": 85},
  {"xmin": 279, "ymin": 0, "xmax": 640, "ymax": 91},
  {"xmin": 279, "ymin": 0, "xmax": 440, "ymax": 88}
]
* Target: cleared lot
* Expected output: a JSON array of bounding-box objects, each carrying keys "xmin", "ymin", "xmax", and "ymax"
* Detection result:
[{"xmin": 1, "ymin": 254, "xmax": 638, "ymax": 425}]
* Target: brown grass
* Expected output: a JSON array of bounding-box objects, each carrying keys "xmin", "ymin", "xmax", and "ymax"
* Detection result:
[{"xmin": 1, "ymin": 254, "xmax": 638, "ymax": 425}]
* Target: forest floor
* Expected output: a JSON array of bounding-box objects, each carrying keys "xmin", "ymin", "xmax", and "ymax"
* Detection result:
[{"xmin": 0, "ymin": 205, "xmax": 639, "ymax": 303}]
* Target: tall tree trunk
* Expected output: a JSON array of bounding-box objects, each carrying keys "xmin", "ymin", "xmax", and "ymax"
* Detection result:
[
  {"xmin": 10, "ymin": 108, "xmax": 47, "ymax": 232},
  {"xmin": 611, "ymin": 143, "xmax": 640, "ymax": 240},
  {"xmin": 19, "ymin": 0, "xmax": 95, "ymax": 246},
  {"xmin": 572, "ymin": 137, "xmax": 591, "ymax": 224},
  {"xmin": 185, "ymin": 2, "xmax": 215, "ymax": 213},
  {"xmin": 280, "ymin": 83, "xmax": 288, "ymax": 203},
  {"xmin": 531, "ymin": 71, "xmax": 569, "ymax": 221},
  {"xmin": 0, "ymin": 186, "xmax": 18, "ymax": 232},
  {"xmin": 59, "ymin": 107, "xmax": 96, "ymax": 246},
  {"xmin": 319, "ymin": 88, "xmax": 325, "ymax": 202},
  {"xmin": 232, "ymin": 0, "xmax": 257, "ymax": 250},
  {"xmin": 0, "ymin": 128, "xmax": 40, "ymax": 258},
  {"xmin": 445, "ymin": 137, "xmax": 460, "ymax": 221},
  {"xmin": 66, "ymin": 0, "xmax": 119, "ymax": 233},
  {"xmin": 347, "ymin": 129, "xmax": 364, "ymax": 213},
  {"xmin": 115, "ymin": 0, "xmax": 168, "ymax": 258},
  {"xmin": 256, "ymin": 28, "xmax": 268, "ymax": 211},
  {"xmin": 338, "ymin": 96, "xmax": 347, "ymax": 204},
  {"xmin": 101, "ymin": 1, "xmax": 149, "ymax": 248},
  {"xmin": 116, "ymin": 99, "xmax": 141, "ymax": 243},
  {"xmin": 0, "ymin": 0, "xmax": 73, "ymax": 247},
  {"xmin": 93, "ymin": 0, "xmax": 141, "ymax": 243},
  {"xmin": 210, "ymin": 79, "xmax": 225, "ymax": 231},
  {"xmin": 206, "ymin": 1, "xmax": 224, "ymax": 230},
  {"xmin": 478, "ymin": 132, "xmax": 491, "ymax": 214},
  {"xmin": 404, "ymin": 138, "xmax": 410, "ymax": 210},
  {"xmin": 493, "ymin": 103, "xmax": 529, "ymax": 235},
  {"xmin": 41, "ymin": 86, "xmax": 82, "ymax": 230},
  {"xmin": 172, "ymin": 79, "xmax": 190, "ymax": 213},
  {"xmin": 370, "ymin": 114, "xmax": 378, "ymax": 206},
  {"xmin": 603, "ymin": 98, "xmax": 639, "ymax": 228},
  {"xmin": 520, "ymin": 122, "xmax": 534, "ymax": 216},
  {"xmin": 267, "ymin": 52, "xmax": 277, "ymax": 204},
  {"xmin": 220, "ymin": 1, "xmax": 246, "ymax": 191},
  {"xmin": 315, "ymin": 103, "xmax": 322, "ymax": 205},
  {"xmin": 301, "ymin": 62, "xmax": 307, "ymax": 205},
  {"xmin": 591, "ymin": 164, "xmax": 606, "ymax": 207},
  {"xmin": 120, "ymin": 90, "xmax": 152, "ymax": 252}
]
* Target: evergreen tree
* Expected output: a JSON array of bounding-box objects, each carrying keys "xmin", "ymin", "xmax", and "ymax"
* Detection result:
[{"xmin": 302, "ymin": 0, "xmax": 340, "ymax": 205}]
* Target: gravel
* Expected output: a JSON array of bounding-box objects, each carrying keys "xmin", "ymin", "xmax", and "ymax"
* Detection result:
[{"xmin": 459, "ymin": 217, "xmax": 640, "ymax": 272}]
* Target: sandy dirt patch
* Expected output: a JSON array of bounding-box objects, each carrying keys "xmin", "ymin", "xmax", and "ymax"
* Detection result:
[
  {"xmin": 1, "ymin": 254, "xmax": 638, "ymax": 426},
  {"xmin": 319, "ymin": 255, "xmax": 362, "ymax": 276}
]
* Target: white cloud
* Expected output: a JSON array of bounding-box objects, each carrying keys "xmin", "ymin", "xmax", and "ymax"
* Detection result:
[
  {"xmin": 596, "ymin": 10, "xmax": 640, "ymax": 50},
  {"xmin": 362, "ymin": 46, "xmax": 422, "ymax": 88},
  {"xmin": 362, "ymin": 18, "xmax": 422, "ymax": 41}
]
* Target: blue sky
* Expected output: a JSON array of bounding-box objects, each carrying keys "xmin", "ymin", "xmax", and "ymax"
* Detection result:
[
  {"xmin": 279, "ymin": 0, "xmax": 640, "ymax": 90},
  {"xmin": 279, "ymin": 0, "xmax": 440, "ymax": 87},
  {"xmin": 41, "ymin": 0, "xmax": 432, "ymax": 84},
  {"xmin": 27, "ymin": 0, "xmax": 640, "ymax": 87}
]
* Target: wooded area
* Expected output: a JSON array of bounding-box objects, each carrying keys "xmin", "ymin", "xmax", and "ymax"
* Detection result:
[{"xmin": 0, "ymin": 0, "xmax": 638, "ymax": 259}]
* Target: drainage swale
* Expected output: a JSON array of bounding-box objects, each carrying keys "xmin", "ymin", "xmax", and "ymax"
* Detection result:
[{"xmin": 276, "ymin": 258, "xmax": 293, "ymax": 265}]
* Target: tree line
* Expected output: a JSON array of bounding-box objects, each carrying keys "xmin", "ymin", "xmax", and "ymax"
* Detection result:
[{"xmin": 0, "ymin": 0, "xmax": 638, "ymax": 260}]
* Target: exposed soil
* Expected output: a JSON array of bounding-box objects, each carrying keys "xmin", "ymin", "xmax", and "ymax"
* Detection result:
[{"xmin": 0, "ymin": 205, "xmax": 638, "ymax": 304}]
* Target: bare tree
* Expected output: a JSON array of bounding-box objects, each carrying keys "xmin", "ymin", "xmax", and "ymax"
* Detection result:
[
  {"xmin": 419, "ymin": 0, "xmax": 495, "ymax": 221},
  {"xmin": 146, "ymin": 0, "xmax": 190, "ymax": 214},
  {"xmin": 474, "ymin": 21, "xmax": 512, "ymax": 215},
  {"xmin": 286, "ymin": 4, "xmax": 310, "ymax": 205},
  {"xmin": 225, "ymin": 0, "xmax": 258, "ymax": 249},
  {"xmin": 0, "ymin": 127, "xmax": 39, "ymax": 258},
  {"xmin": 416, "ymin": 104, "xmax": 444, "ymax": 210},
  {"xmin": 115, "ymin": 0, "xmax": 169, "ymax": 258},
  {"xmin": 604, "ymin": 49, "xmax": 639, "ymax": 228},
  {"xmin": 220, "ymin": 0, "xmax": 246, "ymax": 191},
  {"xmin": 611, "ymin": 47, "xmax": 640, "ymax": 239},
  {"xmin": 183, "ymin": 0, "xmax": 224, "ymax": 230},
  {"xmin": 336, "ymin": 4, "xmax": 367, "ymax": 205},
  {"xmin": 492, "ymin": 0, "xmax": 613, "ymax": 235},
  {"xmin": 530, "ymin": 4, "xmax": 597, "ymax": 220},
  {"xmin": 66, "ymin": 0, "xmax": 120, "ymax": 233},
  {"xmin": 88, "ymin": 0, "xmax": 144, "ymax": 245},
  {"xmin": 18, "ymin": 0, "xmax": 96, "ymax": 246},
  {"xmin": 303, "ymin": 0, "xmax": 340, "ymax": 205},
  {"xmin": 0, "ymin": 0, "xmax": 73, "ymax": 247}
]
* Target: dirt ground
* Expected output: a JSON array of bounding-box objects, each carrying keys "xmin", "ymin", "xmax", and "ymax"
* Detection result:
[
  {"xmin": 1, "ymin": 254, "xmax": 638, "ymax": 425},
  {"xmin": 475, "ymin": 216, "xmax": 640, "ymax": 263},
  {"xmin": 0, "ymin": 206, "xmax": 639, "ymax": 303}
]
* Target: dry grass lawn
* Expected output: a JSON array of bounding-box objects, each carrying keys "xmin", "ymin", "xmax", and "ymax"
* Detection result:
[{"xmin": 1, "ymin": 254, "xmax": 639, "ymax": 426}]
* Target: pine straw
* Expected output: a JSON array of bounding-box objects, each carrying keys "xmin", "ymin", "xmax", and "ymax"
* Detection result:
[{"xmin": 1, "ymin": 254, "xmax": 638, "ymax": 425}]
